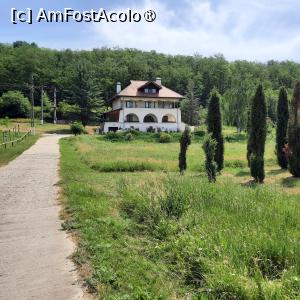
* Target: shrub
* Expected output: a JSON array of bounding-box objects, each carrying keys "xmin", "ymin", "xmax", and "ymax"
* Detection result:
[
  {"xmin": 124, "ymin": 133, "xmax": 134, "ymax": 141},
  {"xmin": 0, "ymin": 91, "xmax": 30, "ymax": 118},
  {"xmin": 202, "ymin": 134, "xmax": 217, "ymax": 182},
  {"xmin": 193, "ymin": 128, "xmax": 206, "ymax": 137},
  {"xmin": 225, "ymin": 160, "xmax": 247, "ymax": 168},
  {"xmin": 70, "ymin": 122, "xmax": 86, "ymax": 136},
  {"xmin": 104, "ymin": 131, "xmax": 123, "ymax": 142},
  {"xmin": 225, "ymin": 133, "xmax": 247, "ymax": 142},
  {"xmin": 179, "ymin": 127, "xmax": 192, "ymax": 174},
  {"xmin": 127, "ymin": 129, "xmax": 140, "ymax": 135},
  {"xmin": 0, "ymin": 116, "xmax": 9, "ymax": 127},
  {"xmin": 146, "ymin": 126, "xmax": 155, "ymax": 133},
  {"xmin": 158, "ymin": 133, "xmax": 172, "ymax": 143}
]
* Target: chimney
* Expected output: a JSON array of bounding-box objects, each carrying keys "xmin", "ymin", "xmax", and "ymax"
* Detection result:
[
  {"xmin": 155, "ymin": 77, "xmax": 162, "ymax": 86},
  {"xmin": 116, "ymin": 82, "xmax": 121, "ymax": 94}
]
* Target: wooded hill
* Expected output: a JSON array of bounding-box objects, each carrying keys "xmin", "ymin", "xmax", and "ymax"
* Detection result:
[{"xmin": 1, "ymin": 41, "xmax": 300, "ymax": 127}]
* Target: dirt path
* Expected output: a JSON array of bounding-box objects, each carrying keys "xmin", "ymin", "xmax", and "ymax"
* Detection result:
[{"xmin": 0, "ymin": 134, "xmax": 83, "ymax": 300}]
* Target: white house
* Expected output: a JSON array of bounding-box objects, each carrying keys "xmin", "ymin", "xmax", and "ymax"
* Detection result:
[{"xmin": 103, "ymin": 78, "xmax": 185, "ymax": 132}]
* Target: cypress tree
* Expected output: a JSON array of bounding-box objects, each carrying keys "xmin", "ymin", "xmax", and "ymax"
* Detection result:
[
  {"xmin": 247, "ymin": 84, "xmax": 267, "ymax": 183},
  {"xmin": 276, "ymin": 87, "xmax": 289, "ymax": 169},
  {"xmin": 179, "ymin": 126, "xmax": 192, "ymax": 174},
  {"xmin": 287, "ymin": 81, "xmax": 300, "ymax": 177},
  {"xmin": 202, "ymin": 134, "xmax": 217, "ymax": 182},
  {"xmin": 207, "ymin": 90, "xmax": 224, "ymax": 172}
]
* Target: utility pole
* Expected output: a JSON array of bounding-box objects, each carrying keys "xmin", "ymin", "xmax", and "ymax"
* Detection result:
[
  {"xmin": 30, "ymin": 73, "xmax": 35, "ymax": 135},
  {"xmin": 53, "ymin": 87, "xmax": 57, "ymax": 124},
  {"xmin": 41, "ymin": 86, "xmax": 44, "ymax": 125}
]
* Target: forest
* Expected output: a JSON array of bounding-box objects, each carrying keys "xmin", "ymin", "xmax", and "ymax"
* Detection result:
[{"xmin": 1, "ymin": 40, "xmax": 300, "ymax": 128}]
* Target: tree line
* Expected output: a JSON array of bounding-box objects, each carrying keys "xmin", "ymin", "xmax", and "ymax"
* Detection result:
[
  {"xmin": 180, "ymin": 83, "xmax": 300, "ymax": 180},
  {"xmin": 2, "ymin": 41, "xmax": 300, "ymax": 127}
]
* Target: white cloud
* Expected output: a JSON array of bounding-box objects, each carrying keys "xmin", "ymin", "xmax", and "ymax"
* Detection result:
[{"xmin": 90, "ymin": 0, "xmax": 300, "ymax": 61}]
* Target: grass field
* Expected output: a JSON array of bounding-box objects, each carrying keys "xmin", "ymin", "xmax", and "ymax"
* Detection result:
[
  {"xmin": 0, "ymin": 134, "xmax": 39, "ymax": 166},
  {"xmin": 0, "ymin": 118, "xmax": 71, "ymax": 134},
  {"xmin": 60, "ymin": 130, "xmax": 300, "ymax": 299}
]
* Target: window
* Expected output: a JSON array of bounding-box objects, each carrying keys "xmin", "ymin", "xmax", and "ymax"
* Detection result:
[
  {"xmin": 145, "ymin": 101, "xmax": 152, "ymax": 108},
  {"xmin": 169, "ymin": 102, "xmax": 178, "ymax": 109},
  {"xmin": 158, "ymin": 102, "xmax": 165, "ymax": 108},
  {"xmin": 144, "ymin": 114, "xmax": 158, "ymax": 123},
  {"xmin": 126, "ymin": 114, "xmax": 139, "ymax": 123},
  {"xmin": 144, "ymin": 88, "xmax": 157, "ymax": 94},
  {"xmin": 126, "ymin": 101, "xmax": 134, "ymax": 108}
]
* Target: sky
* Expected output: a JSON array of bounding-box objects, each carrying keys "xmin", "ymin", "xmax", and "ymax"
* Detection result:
[{"xmin": 1, "ymin": 0, "xmax": 300, "ymax": 62}]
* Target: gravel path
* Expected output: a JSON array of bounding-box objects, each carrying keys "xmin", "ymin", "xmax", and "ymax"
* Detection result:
[{"xmin": 0, "ymin": 134, "xmax": 83, "ymax": 300}]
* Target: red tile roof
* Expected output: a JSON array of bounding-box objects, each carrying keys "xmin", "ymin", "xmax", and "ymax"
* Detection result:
[{"xmin": 111, "ymin": 80, "xmax": 184, "ymax": 102}]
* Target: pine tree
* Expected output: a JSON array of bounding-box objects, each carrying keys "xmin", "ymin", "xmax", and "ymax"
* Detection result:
[
  {"xmin": 247, "ymin": 84, "xmax": 267, "ymax": 183},
  {"xmin": 181, "ymin": 80, "xmax": 200, "ymax": 126},
  {"xmin": 179, "ymin": 127, "xmax": 192, "ymax": 174},
  {"xmin": 287, "ymin": 81, "xmax": 300, "ymax": 177},
  {"xmin": 202, "ymin": 134, "xmax": 217, "ymax": 182},
  {"xmin": 207, "ymin": 90, "xmax": 224, "ymax": 172},
  {"xmin": 69, "ymin": 59, "xmax": 104, "ymax": 126},
  {"xmin": 276, "ymin": 87, "xmax": 289, "ymax": 169}
]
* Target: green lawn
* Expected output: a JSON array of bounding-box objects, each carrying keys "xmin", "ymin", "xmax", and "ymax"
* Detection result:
[
  {"xmin": 60, "ymin": 133, "xmax": 300, "ymax": 299},
  {"xmin": 0, "ymin": 134, "xmax": 39, "ymax": 166},
  {"xmin": 0, "ymin": 118, "xmax": 71, "ymax": 167},
  {"xmin": 0, "ymin": 118, "xmax": 71, "ymax": 134}
]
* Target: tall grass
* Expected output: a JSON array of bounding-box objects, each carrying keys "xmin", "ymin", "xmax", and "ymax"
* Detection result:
[
  {"xmin": 59, "ymin": 136, "xmax": 300, "ymax": 299},
  {"xmin": 119, "ymin": 176, "xmax": 300, "ymax": 298}
]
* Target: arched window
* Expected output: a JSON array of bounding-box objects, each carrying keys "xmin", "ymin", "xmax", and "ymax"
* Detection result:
[
  {"xmin": 162, "ymin": 114, "xmax": 176, "ymax": 123},
  {"xmin": 143, "ymin": 114, "xmax": 158, "ymax": 123},
  {"xmin": 125, "ymin": 113, "xmax": 139, "ymax": 123}
]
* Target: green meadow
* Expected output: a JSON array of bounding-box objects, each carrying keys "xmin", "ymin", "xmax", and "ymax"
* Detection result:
[{"xmin": 60, "ymin": 129, "xmax": 300, "ymax": 299}]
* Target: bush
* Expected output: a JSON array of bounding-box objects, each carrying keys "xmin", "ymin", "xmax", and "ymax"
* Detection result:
[
  {"xmin": 158, "ymin": 133, "xmax": 172, "ymax": 143},
  {"xmin": 104, "ymin": 131, "xmax": 123, "ymax": 142},
  {"xmin": 0, "ymin": 91, "xmax": 30, "ymax": 118},
  {"xmin": 0, "ymin": 117, "xmax": 9, "ymax": 127},
  {"xmin": 70, "ymin": 122, "xmax": 86, "ymax": 136},
  {"xmin": 146, "ymin": 126, "xmax": 155, "ymax": 133},
  {"xmin": 124, "ymin": 133, "xmax": 134, "ymax": 142},
  {"xmin": 179, "ymin": 127, "xmax": 192, "ymax": 174},
  {"xmin": 225, "ymin": 133, "xmax": 247, "ymax": 142},
  {"xmin": 225, "ymin": 160, "xmax": 247, "ymax": 168},
  {"xmin": 193, "ymin": 128, "xmax": 206, "ymax": 137}
]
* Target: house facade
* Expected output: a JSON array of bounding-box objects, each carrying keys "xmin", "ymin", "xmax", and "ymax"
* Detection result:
[{"xmin": 103, "ymin": 78, "xmax": 185, "ymax": 132}]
